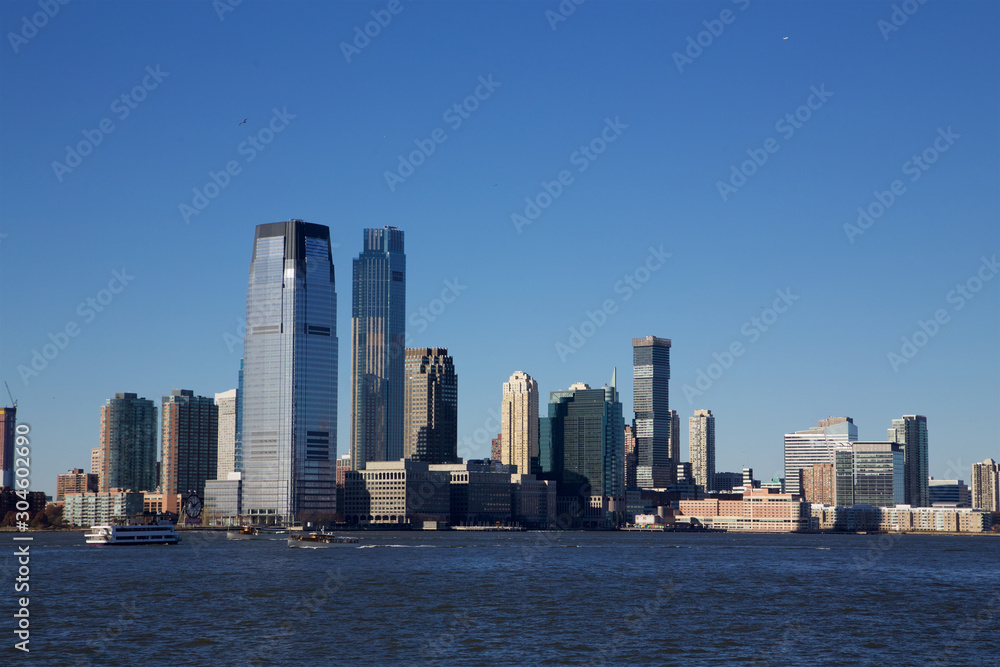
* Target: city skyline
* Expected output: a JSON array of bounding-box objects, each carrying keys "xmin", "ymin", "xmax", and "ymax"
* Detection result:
[{"xmin": 1, "ymin": 2, "xmax": 997, "ymax": 497}]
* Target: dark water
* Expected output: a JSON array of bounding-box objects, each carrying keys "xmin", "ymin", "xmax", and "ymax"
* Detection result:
[{"xmin": 7, "ymin": 530, "xmax": 1000, "ymax": 666}]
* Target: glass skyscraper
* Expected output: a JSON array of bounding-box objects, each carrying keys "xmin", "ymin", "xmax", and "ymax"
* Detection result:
[
  {"xmin": 350, "ymin": 227, "xmax": 405, "ymax": 470},
  {"xmin": 242, "ymin": 220, "xmax": 338, "ymax": 524},
  {"xmin": 888, "ymin": 415, "xmax": 929, "ymax": 507},
  {"xmin": 99, "ymin": 392, "xmax": 157, "ymax": 492},
  {"xmin": 632, "ymin": 336, "xmax": 672, "ymax": 488}
]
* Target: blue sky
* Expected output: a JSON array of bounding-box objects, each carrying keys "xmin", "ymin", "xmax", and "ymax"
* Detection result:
[{"xmin": 1, "ymin": 0, "xmax": 997, "ymax": 496}]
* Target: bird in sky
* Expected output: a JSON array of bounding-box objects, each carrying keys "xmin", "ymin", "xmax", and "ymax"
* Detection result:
[{"xmin": 239, "ymin": 118, "xmax": 247, "ymax": 125}]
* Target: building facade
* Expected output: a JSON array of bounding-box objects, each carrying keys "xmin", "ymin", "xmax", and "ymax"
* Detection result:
[
  {"xmin": 676, "ymin": 488, "xmax": 810, "ymax": 532},
  {"xmin": 713, "ymin": 471, "xmax": 742, "ymax": 492},
  {"xmin": 99, "ymin": 393, "xmax": 157, "ymax": 492},
  {"xmin": 56, "ymin": 469, "xmax": 98, "ymax": 502},
  {"xmin": 501, "ymin": 371, "xmax": 539, "ymax": 475},
  {"xmin": 90, "ymin": 447, "xmax": 101, "ymax": 476},
  {"xmin": 783, "ymin": 416, "xmax": 858, "ymax": 496},
  {"xmin": 215, "ymin": 389, "xmax": 238, "ymax": 478},
  {"xmin": 0, "ymin": 406, "xmax": 15, "ymax": 488},
  {"xmin": 63, "ymin": 490, "xmax": 144, "ymax": 527},
  {"xmin": 403, "ymin": 348, "xmax": 458, "ymax": 464},
  {"xmin": 429, "ymin": 460, "xmax": 512, "ymax": 526},
  {"xmin": 971, "ymin": 458, "xmax": 1000, "ymax": 512},
  {"xmin": 242, "ymin": 220, "xmax": 338, "ymax": 525},
  {"xmin": 623, "ymin": 424, "xmax": 637, "ymax": 489},
  {"xmin": 350, "ymin": 226, "xmax": 405, "ymax": 470},
  {"xmin": 343, "ymin": 460, "xmax": 450, "ymax": 526},
  {"xmin": 204, "ymin": 472, "xmax": 243, "ymax": 526},
  {"xmin": 632, "ymin": 336, "xmax": 673, "ymax": 488},
  {"xmin": 800, "ymin": 463, "xmax": 835, "ymax": 505},
  {"xmin": 888, "ymin": 415, "xmax": 929, "ymax": 507},
  {"xmin": 689, "ymin": 409, "xmax": 715, "ymax": 492},
  {"xmin": 928, "ymin": 479, "xmax": 971, "ymax": 507},
  {"xmin": 161, "ymin": 390, "xmax": 218, "ymax": 500}
]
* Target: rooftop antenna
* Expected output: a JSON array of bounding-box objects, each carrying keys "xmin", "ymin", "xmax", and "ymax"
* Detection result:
[{"xmin": 4, "ymin": 380, "xmax": 16, "ymax": 408}]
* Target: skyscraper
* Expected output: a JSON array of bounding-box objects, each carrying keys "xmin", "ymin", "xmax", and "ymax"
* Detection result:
[
  {"xmin": 99, "ymin": 392, "xmax": 157, "ymax": 492},
  {"xmin": 242, "ymin": 220, "xmax": 338, "ymax": 524},
  {"xmin": 501, "ymin": 371, "xmax": 539, "ymax": 475},
  {"xmin": 623, "ymin": 424, "xmax": 637, "ymax": 489},
  {"xmin": 403, "ymin": 347, "xmax": 458, "ymax": 464},
  {"xmin": 667, "ymin": 408, "xmax": 680, "ymax": 467},
  {"xmin": 0, "ymin": 406, "xmax": 16, "ymax": 488},
  {"xmin": 833, "ymin": 442, "xmax": 905, "ymax": 507},
  {"xmin": 351, "ymin": 227, "xmax": 405, "ymax": 469},
  {"xmin": 689, "ymin": 409, "xmax": 715, "ymax": 492},
  {"xmin": 784, "ymin": 417, "xmax": 858, "ymax": 496},
  {"xmin": 215, "ymin": 389, "xmax": 238, "ymax": 478},
  {"xmin": 888, "ymin": 415, "xmax": 929, "ymax": 507},
  {"xmin": 235, "ymin": 358, "xmax": 244, "ymax": 472},
  {"xmin": 161, "ymin": 390, "xmax": 218, "ymax": 500},
  {"xmin": 971, "ymin": 458, "xmax": 1000, "ymax": 512},
  {"xmin": 632, "ymin": 336, "xmax": 672, "ymax": 487}
]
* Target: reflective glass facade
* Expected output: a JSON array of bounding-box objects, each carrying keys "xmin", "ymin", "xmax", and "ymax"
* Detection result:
[
  {"xmin": 351, "ymin": 227, "xmax": 405, "ymax": 469},
  {"xmin": 100, "ymin": 393, "xmax": 157, "ymax": 492},
  {"xmin": 888, "ymin": 415, "xmax": 929, "ymax": 507},
  {"xmin": 242, "ymin": 221, "xmax": 338, "ymax": 524},
  {"xmin": 632, "ymin": 336, "xmax": 671, "ymax": 468}
]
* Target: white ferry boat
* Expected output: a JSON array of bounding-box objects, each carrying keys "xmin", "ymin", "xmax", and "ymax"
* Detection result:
[{"xmin": 85, "ymin": 520, "xmax": 180, "ymax": 546}]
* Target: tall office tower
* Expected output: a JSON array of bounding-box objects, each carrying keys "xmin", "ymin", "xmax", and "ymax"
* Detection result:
[
  {"xmin": 403, "ymin": 348, "xmax": 458, "ymax": 464},
  {"xmin": 235, "ymin": 359, "xmax": 244, "ymax": 472},
  {"xmin": 623, "ymin": 424, "xmax": 637, "ymax": 489},
  {"xmin": 667, "ymin": 409, "xmax": 680, "ymax": 467},
  {"xmin": 632, "ymin": 336, "xmax": 672, "ymax": 487},
  {"xmin": 0, "ymin": 406, "xmax": 15, "ymax": 488},
  {"xmin": 783, "ymin": 416, "xmax": 858, "ymax": 496},
  {"xmin": 161, "ymin": 390, "xmax": 218, "ymax": 500},
  {"xmin": 539, "ymin": 379, "xmax": 625, "ymax": 500},
  {"xmin": 689, "ymin": 409, "xmax": 716, "ymax": 492},
  {"xmin": 351, "ymin": 227, "xmax": 405, "ymax": 470},
  {"xmin": 888, "ymin": 415, "xmax": 929, "ymax": 507},
  {"xmin": 971, "ymin": 458, "xmax": 1000, "ymax": 512},
  {"xmin": 243, "ymin": 221, "xmax": 338, "ymax": 524},
  {"xmin": 491, "ymin": 434, "xmax": 502, "ymax": 461},
  {"xmin": 501, "ymin": 371, "xmax": 539, "ymax": 475},
  {"xmin": 842, "ymin": 442, "xmax": 905, "ymax": 507},
  {"xmin": 99, "ymin": 393, "xmax": 157, "ymax": 492},
  {"xmin": 215, "ymin": 389, "xmax": 238, "ymax": 478},
  {"xmin": 90, "ymin": 447, "xmax": 101, "ymax": 476}
]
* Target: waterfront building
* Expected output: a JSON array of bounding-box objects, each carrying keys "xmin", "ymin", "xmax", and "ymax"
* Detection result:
[
  {"xmin": 800, "ymin": 463, "xmax": 835, "ymax": 505},
  {"xmin": 667, "ymin": 409, "xmax": 680, "ymax": 469},
  {"xmin": 343, "ymin": 459, "xmax": 450, "ymax": 526},
  {"xmin": 404, "ymin": 348, "xmax": 458, "ymax": 464},
  {"xmin": 624, "ymin": 424, "xmax": 637, "ymax": 489},
  {"xmin": 63, "ymin": 490, "xmax": 144, "ymax": 527},
  {"xmin": 204, "ymin": 472, "xmax": 243, "ymax": 526},
  {"xmin": 161, "ymin": 390, "xmax": 218, "ymax": 501},
  {"xmin": 0, "ymin": 406, "xmax": 16, "ymax": 488},
  {"xmin": 235, "ymin": 359, "xmax": 244, "ymax": 472},
  {"xmin": 141, "ymin": 492, "xmax": 179, "ymax": 516},
  {"xmin": 429, "ymin": 460, "xmax": 512, "ymax": 525},
  {"xmin": 713, "ymin": 471, "xmax": 742, "ymax": 492},
  {"xmin": 350, "ymin": 226, "xmax": 405, "ymax": 470},
  {"xmin": 928, "ymin": 478, "xmax": 971, "ymax": 507},
  {"xmin": 971, "ymin": 458, "xmax": 1000, "ymax": 512},
  {"xmin": 888, "ymin": 415, "xmax": 929, "ymax": 507},
  {"xmin": 676, "ymin": 488, "xmax": 810, "ymax": 532},
  {"xmin": 511, "ymin": 473, "xmax": 558, "ymax": 529},
  {"xmin": 90, "ymin": 447, "xmax": 101, "ymax": 476},
  {"xmin": 633, "ymin": 336, "xmax": 673, "ymax": 488},
  {"xmin": 0, "ymin": 488, "xmax": 46, "ymax": 520},
  {"xmin": 689, "ymin": 409, "xmax": 715, "ymax": 492},
  {"xmin": 99, "ymin": 393, "xmax": 157, "ymax": 492},
  {"xmin": 847, "ymin": 442, "xmax": 904, "ymax": 507},
  {"xmin": 215, "ymin": 389, "xmax": 238, "ymax": 478},
  {"xmin": 56, "ymin": 469, "xmax": 98, "ymax": 501},
  {"xmin": 242, "ymin": 220, "xmax": 338, "ymax": 525},
  {"xmin": 501, "ymin": 371, "xmax": 539, "ymax": 475},
  {"xmin": 784, "ymin": 416, "xmax": 858, "ymax": 496}
]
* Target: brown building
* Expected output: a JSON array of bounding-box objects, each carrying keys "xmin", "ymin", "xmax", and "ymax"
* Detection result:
[
  {"xmin": 491, "ymin": 434, "xmax": 502, "ymax": 461},
  {"xmin": 403, "ymin": 348, "xmax": 458, "ymax": 464},
  {"xmin": 800, "ymin": 463, "xmax": 835, "ymax": 505},
  {"xmin": 161, "ymin": 390, "xmax": 218, "ymax": 500},
  {"xmin": 56, "ymin": 468, "xmax": 98, "ymax": 501},
  {"xmin": 677, "ymin": 488, "xmax": 809, "ymax": 532}
]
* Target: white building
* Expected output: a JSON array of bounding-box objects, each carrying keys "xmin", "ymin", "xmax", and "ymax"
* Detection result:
[
  {"xmin": 784, "ymin": 417, "xmax": 858, "ymax": 496},
  {"xmin": 214, "ymin": 389, "xmax": 238, "ymax": 479},
  {"xmin": 689, "ymin": 409, "xmax": 715, "ymax": 492},
  {"xmin": 971, "ymin": 458, "xmax": 1000, "ymax": 512},
  {"xmin": 501, "ymin": 371, "xmax": 539, "ymax": 476}
]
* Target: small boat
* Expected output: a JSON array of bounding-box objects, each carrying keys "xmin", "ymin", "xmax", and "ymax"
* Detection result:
[
  {"xmin": 288, "ymin": 531, "xmax": 359, "ymax": 548},
  {"xmin": 85, "ymin": 520, "xmax": 179, "ymax": 546},
  {"xmin": 226, "ymin": 526, "xmax": 287, "ymax": 541}
]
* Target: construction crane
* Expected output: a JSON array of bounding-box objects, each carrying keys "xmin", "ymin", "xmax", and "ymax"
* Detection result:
[{"xmin": 4, "ymin": 380, "xmax": 16, "ymax": 408}]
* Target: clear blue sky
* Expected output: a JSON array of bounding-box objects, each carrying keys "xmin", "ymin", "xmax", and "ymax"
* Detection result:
[{"xmin": 1, "ymin": 0, "xmax": 997, "ymax": 496}]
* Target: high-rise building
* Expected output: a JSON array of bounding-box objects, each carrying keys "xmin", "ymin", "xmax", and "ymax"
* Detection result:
[
  {"xmin": 971, "ymin": 458, "xmax": 1000, "ymax": 512},
  {"xmin": 0, "ymin": 406, "xmax": 15, "ymax": 488},
  {"xmin": 632, "ymin": 336, "xmax": 672, "ymax": 487},
  {"xmin": 539, "ymin": 379, "xmax": 625, "ymax": 501},
  {"xmin": 800, "ymin": 463, "xmax": 835, "ymax": 505},
  {"xmin": 844, "ymin": 442, "xmax": 904, "ymax": 507},
  {"xmin": 99, "ymin": 393, "xmax": 157, "ymax": 493},
  {"xmin": 161, "ymin": 390, "xmax": 218, "ymax": 501},
  {"xmin": 689, "ymin": 409, "xmax": 715, "ymax": 492},
  {"xmin": 888, "ymin": 415, "xmax": 929, "ymax": 507},
  {"xmin": 403, "ymin": 348, "xmax": 458, "ymax": 464},
  {"xmin": 501, "ymin": 371, "xmax": 539, "ymax": 475},
  {"xmin": 90, "ymin": 447, "xmax": 101, "ymax": 476},
  {"xmin": 667, "ymin": 409, "xmax": 680, "ymax": 467},
  {"xmin": 56, "ymin": 468, "xmax": 98, "ymax": 501},
  {"xmin": 215, "ymin": 389, "xmax": 238, "ymax": 478},
  {"xmin": 783, "ymin": 417, "xmax": 858, "ymax": 496},
  {"xmin": 623, "ymin": 424, "xmax": 637, "ymax": 489},
  {"xmin": 242, "ymin": 220, "xmax": 338, "ymax": 524},
  {"xmin": 235, "ymin": 358, "xmax": 244, "ymax": 472},
  {"xmin": 350, "ymin": 227, "xmax": 405, "ymax": 470},
  {"xmin": 491, "ymin": 434, "xmax": 502, "ymax": 461}
]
